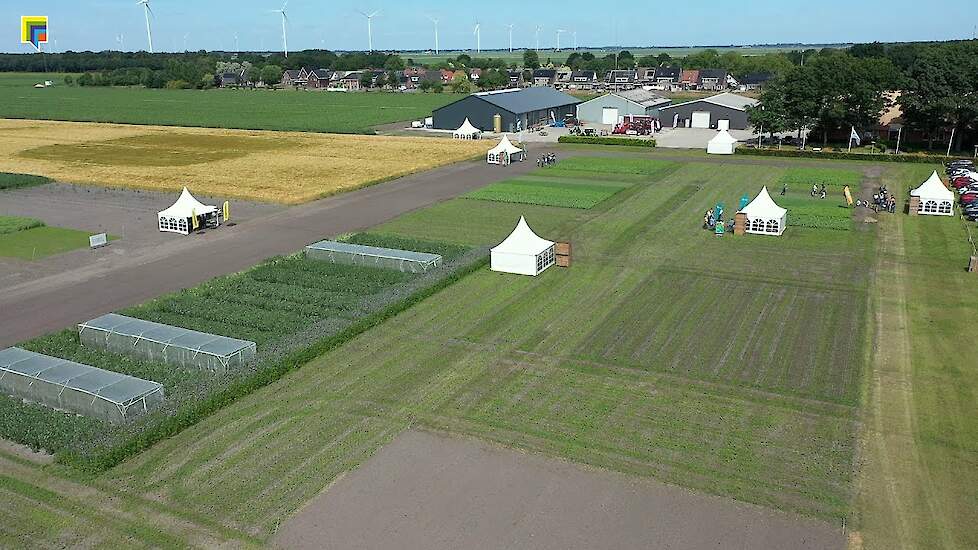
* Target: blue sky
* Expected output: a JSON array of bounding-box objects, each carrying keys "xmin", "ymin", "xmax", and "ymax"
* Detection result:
[{"xmin": 3, "ymin": 0, "xmax": 976, "ymax": 53}]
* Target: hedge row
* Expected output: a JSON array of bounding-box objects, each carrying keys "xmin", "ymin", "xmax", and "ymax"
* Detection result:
[
  {"xmin": 0, "ymin": 172, "xmax": 51, "ymax": 191},
  {"xmin": 60, "ymin": 255, "xmax": 491, "ymax": 472},
  {"xmin": 558, "ymin": 135, "xmax": 656, "ymax": 148},
  {"xmin": 735, "ymin": 147, "xmax": 966, "ymax": 164}
]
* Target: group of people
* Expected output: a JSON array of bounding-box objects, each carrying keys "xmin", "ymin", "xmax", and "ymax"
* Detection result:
[
  {"xmin": 810, "ymin": 184, "xmax": 828, "ymax": 200},
  {"xmin": 702, "ymin": 207, "xmax": 734, "ymax": 236},
  {"xmin": 872, "ymin": 185, "xmax": 897, "ymax": 213},
  {"xmin": 536, "ymin": 153, "xmax": 558, "ymax": 167}
]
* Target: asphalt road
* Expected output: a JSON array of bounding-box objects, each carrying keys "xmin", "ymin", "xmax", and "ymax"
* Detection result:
[{"xmin": 0, "ymin": 155, "xmax": 551, "ymax": 348}]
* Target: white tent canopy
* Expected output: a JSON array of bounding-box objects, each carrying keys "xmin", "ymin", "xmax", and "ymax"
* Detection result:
[
  {"xmin": 491, "ymin": 216, "xmax": 556, "ymax": 276},
  {"xmin": 910, "ymin": 170, "xmax": 954, "ymax": 216},
  {"xmin": 158, "ymin": 187, "xmax": 220, "ymax": 235},
  {"xmin": 707, "ymin": 129, "xmax": 738, "ymax": 155},
  {"xmin": 487, "ymin": 135, "xmax": 526, "ymax": 165},
  {"xmin": 453, "ymin": 118, "xmax": 481, "ymax": 139},
  {"xmin": 738, "ymin": 186, "xmax": 787, "ymax": 236}
]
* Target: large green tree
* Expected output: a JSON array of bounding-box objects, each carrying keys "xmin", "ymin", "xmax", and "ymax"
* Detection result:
[
  {"xmin": 522, "ymin": 50, "xmax": 540, "ymax": 70},
  {"xmin": 901, "ymin": 41, "xmax": 978, "ymax": 151}
]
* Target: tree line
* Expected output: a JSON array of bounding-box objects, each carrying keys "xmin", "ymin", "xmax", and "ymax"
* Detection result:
[{"xmin": 749, "ymin": 40, "xmax": 978, "ymax": 151}]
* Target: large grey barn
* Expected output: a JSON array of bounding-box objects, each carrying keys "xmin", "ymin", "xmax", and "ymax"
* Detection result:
[
  {"xmin": 658, "ymin": 92, "xmax": 759, "ymax": 130},
  {"xmin": 576, "ymin": 89, "xmax": 672, "ymax": 124},
  {"xmin": 431, "ymin": 88, "xmax": 581, "ymax": 133}
]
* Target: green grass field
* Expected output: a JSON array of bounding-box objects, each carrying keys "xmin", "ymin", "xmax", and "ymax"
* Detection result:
[
  {"xmin": 464, "ymin": 174, "xmax": 627, "ymax": 209},
  {"xmin": 0, "ymin": 172, "xmax": 51, "ymax": 191},
  {"xmin": 0, "ymin": 74, "xmax": 458, "ymax": 134},
  {"xmin": 0, "ymin": 216, "xmax": 43, "ymax": 235},
  {"xmin": 1, "ymin": 153, "xmax": 972, "ymax": 549},
  {"xmin": 0, "ymin": 225, "xmax": 93, "ymax": 260}
]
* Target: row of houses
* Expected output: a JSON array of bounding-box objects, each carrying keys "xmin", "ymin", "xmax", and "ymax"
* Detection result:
[{"xmin": 273, "ymin": 65, "xmax": 774, "ymax": 93}]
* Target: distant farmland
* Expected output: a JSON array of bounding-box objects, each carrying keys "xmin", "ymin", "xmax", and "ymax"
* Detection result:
[{"xmin": 0, "ymin": 75, "xmax": 457, "ymax": 134}]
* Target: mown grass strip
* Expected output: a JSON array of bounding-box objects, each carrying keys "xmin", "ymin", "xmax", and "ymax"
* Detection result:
[{"xmin": 465, "ymin": 179, "xmax": 627, "ymax": 209}]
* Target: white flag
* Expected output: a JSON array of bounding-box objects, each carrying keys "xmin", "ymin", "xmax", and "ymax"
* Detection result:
[{"xmin": 850, "ymin": 126, "xmax": 861, "ymax": 147}]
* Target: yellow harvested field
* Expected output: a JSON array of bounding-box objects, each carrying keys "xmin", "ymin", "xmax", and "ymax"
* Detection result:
[{"xmin": 0, "ymin": 120, "xmax": 488, "ymax": 204}]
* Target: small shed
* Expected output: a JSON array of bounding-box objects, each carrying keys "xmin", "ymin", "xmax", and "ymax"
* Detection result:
[
  {"xmin": 453, "ymin": 118, "xmax": 481, "ymax": 140},
  {"xmin": 79, "ymin": 314, "xmax": 257, "ymax": 373},
  {"xmin": 910, "ymin": 171, "xmax": 954, "ymax": 216},
  {"xmin": 0, "ymin": 347, "xmax": 165, "ymax": 424},
  {"xmin": 737, "ymin": 187, "xmax": 787, "ymax": 236},
  {"xmin": 576, "ymin": 89, "xmax": 671, "ymax": 124},
  {"xmin": 491, "ymin": 216, "xmax": 555, "ymax": 276},
  {"xmin": 158, "ymin": 187, "xmax": 220, "ymax": 235},
  {"xmin": 659, "ymin": 92, "xmax": 758, "ymax": 130},
  {"xmin": 305, "ymin": 240, "xmax": 443, "ymax": 273},
  {"xmin": 707, "ymin": 130, "xmax": 738, "ymax": 155},
  {"xmin": 487, "ymin": 135, "xmax": 525, "ymax": 165}
]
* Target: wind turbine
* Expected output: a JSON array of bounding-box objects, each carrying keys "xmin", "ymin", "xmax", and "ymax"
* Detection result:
[
  {"xmin": 473, "ymin": 22, "xmax": 481, "ymax": 53},
  {"xmin": 136, "ymin": 0, "xmax": 154, "ymax": 53},
  {"xmin": 573, "ymin": 29, "xmax": 578, "ymax": 51},
  {"xmin": 234, "ymin": 33, "xmax": 239, "ymax": 53},
  {"xmin": 535, "ymin": 25, "xmax": 543, "ymax": 51},
  {"xmin": 506, "ymin": 24, "xmax": 514, "ymax": 53},
  {"xmin": 357, "ymin": 10, "xmax": 381, "ymax": 52},
  {"xmin": 116, "ymin": 34, "xmax": 125, "ymax": 51},
  {"xmin": 271, "ymin": 1, "xmax": 289, "ymax": 57},
  {"xmin": 183, "ymin": 33, "xmax": 189, "ymax": 51},
  {"xmin": 426, "ymin": 16, "xmax": 440, "ymax": 55},
  {"xmin": 556, "ymin": 29, "xmax": 567, "ymax": 52}
]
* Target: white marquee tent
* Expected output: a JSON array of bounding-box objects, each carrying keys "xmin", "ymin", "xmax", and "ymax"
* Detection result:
[
  {"xmin": 453, "ymin": 118, "xmax": 481, "ymax": 140},
  {"xmin": 491, "ymin": 216, "xmax": 555, "ymax": 276},
  {"xmin": 910, "ymin": 170, "xmax": 954, "ymax": 216},
  {"xmin": 158, "ymin": 187, "xmax": 220, "ymax": 235},
  {"xmin": 487, "ymin": 135, "xmax": 525, "ymax": 165},
  {"xmin": 738, "ymin": 186, "xmax": 787, "ymax": 236},
  {"xmin": 707, "ymin": 129, "xmax": 738, "ymax": 155}
]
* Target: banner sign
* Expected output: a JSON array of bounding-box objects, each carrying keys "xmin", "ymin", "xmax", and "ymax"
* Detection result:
[{"xmin": 89, "ymin": 233, "xmax": 108, "ymax": 249}]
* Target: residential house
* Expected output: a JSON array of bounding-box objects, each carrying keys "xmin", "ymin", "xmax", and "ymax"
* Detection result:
[
  {"xmin": 652, "ymin": 66, "xmax": 681, "ymax": 90},
  {"xmin": 680, "ymin": 69, "xmax": 700, "ymax": 90},
  {"xmin": 569, "ymin": 70, "xmax": 597, "ymax": 90},
  {"xmin": 468, "ymin": 68, "xmax": 483, "ymax": 83},
  {"xmin": 698, "ymin": 69, "xmax": 729, "ymax": 91},
  {"xmin": 337, "ymin": 71, "xmax": 362, "ymax": 91},
  {"xmin": 635, "ymin": 67, "xmax": 655, "ymax": 85},
  {"xmin": 532, "ymin": 69, "xmax": 557, "ymax": 86},
  {"xmin": 555, "ymin": 67, "xmax": 573, "ymax": 87},
  {"xmin": 605, "ymin": 70, "xmax": 638, "ymax": 89},
  {"xmin": 306, "ymin": 69, "xmax": 332, "ymax": 89},
  {"xmin": 506, "ymin": 70, "xmax": 525, "ymax": 87},
  {"xmin": 218, "ymin": 72, "xmax": 244, "ymax": 88},
  {"xmin": 281, "ymin": 69, "xmax": 302, "ymax": 87},
  {"xmin": 739, "ymin": 72, "xmax": 773, "ymax": 91}
]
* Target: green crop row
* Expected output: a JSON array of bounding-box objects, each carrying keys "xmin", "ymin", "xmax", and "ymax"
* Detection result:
[
  {"xmin": 0, "ymin": 215, "xmax": 45, "ymax": 235},
  {"xmin": 737, "ymin": 147, "xmax": 964, "ymax": 164},
  {"xmin": 465, "ymin": 179, "xmax": 626, "ymax": 209},
  {"xmin": 558, "ymin": 135, "xmax": 656, "ymax": 147},
  {"xmin": 0, "ymin": 172, "xmax": 51, "ymax": 191},
  {"xmin": 551, "ymin": 157, "xmax": 676, "ymax": 176},
  {"xmin": 779, "ymin": 167, "xmax": 862, "ymax": 189},
  {"xmin": 343, "ymin": 232, "xmax": 470, "ymax": 261}
]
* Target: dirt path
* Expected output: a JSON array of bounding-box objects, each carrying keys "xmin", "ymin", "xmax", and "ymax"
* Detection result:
[
  {"xmin": 851, "ymin": 206, "xmax": 949, "ymax": 549},
  {"xmin": 274, "ymin": 430, "xmax": 843, "ymax": 550}
]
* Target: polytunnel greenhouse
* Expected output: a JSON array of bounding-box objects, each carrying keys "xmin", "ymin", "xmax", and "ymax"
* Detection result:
[
  {"xmin": 0, "ymin": 347, "xmax": 164, "ymax": 424},
  {"xmin": 305, "ymin": 240, "xmax": 443, "ymax": 273},
  {"xmin": 79, "ymin": 313, "xmax": 257, "ymax": 373}
]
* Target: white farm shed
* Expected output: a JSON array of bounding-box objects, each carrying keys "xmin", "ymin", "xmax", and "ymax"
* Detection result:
[
  {"xmin": 158, "ymin": 187, "xmax": 220, "ymax": 235},
  {"xmin": 910, "ymin": 171, "xmax": 954, "ymax": 216},
  {"xmin": 707, "ymin": 130, "xmax": 738, "ymax": 155},
  {"xmin": 738, "ymin": 187, "xmax": 787, "ymax": 236},
  {"xmin": 453, "ymin": 118, "xmax": 481, "ymax": 140},
  {"xmin": 576, "ymin": 89, "xmax": 671, "ymax": 124},
  {"xmin": 491, "ymin": 217, "xmax": 556, "ymax": 276},
  {"xmin": 487, "ymin": 135, "xmax": 525, "ymax": 165}
]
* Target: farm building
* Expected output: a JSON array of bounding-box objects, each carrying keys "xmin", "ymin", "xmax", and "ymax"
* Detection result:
[
  {"xmin": 659, "ymin": 92, "xmax": 759, "ymax": 130},
  {"xmin": 305, "ymin": 240, "xmax": 443, "ymax": 273},
  {"xmin": 431, "ymin": 88, "xmax": 581, "ymax": 133},
  {"xmin": 576, "ymin": 89, "xmax": 671, "ymax": 124},
  {"xmin": 79, "ymin": 314, "xmax": 257, "ymax": 373},
  {"xmin": 0, "ymin": 347, "xmax": 164, "ymax": 423},
  {"xmin": 491, "ymin": 217, "xmax": 556, "ymax": 276},
  {"xmin": 737, "ymin": 187, "xmax": 787, "ymax": 236},
  {"xmin": 910, "ymin": 171, "xmax": 954, "ymax": 216}
]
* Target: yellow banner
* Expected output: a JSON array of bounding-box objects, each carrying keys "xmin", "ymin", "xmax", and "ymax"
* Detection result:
[
  {"xmin": 191, "ymin": 208, "xmax": 199, "ymax": 230},
  {"xmin": 223, "ymin": 201, "xmax": 230, "ymax": 222},
  {"xmin": 844, "ymin": 186, "xmax": 853, "ymax": 207}
]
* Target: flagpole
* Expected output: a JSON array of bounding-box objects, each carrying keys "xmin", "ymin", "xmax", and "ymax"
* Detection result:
[
  {"xmin": 947, "ymin": 127, "xmax": 955, "ymax": 157},
  {"xmin": 895, "ymin": 126, "xmax": 902, "ymax": 154}
]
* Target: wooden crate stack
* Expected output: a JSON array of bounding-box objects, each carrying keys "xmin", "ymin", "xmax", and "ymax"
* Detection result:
[
  {"xmin": 733, "ymin": 213, "xmax": 747, "ymax": 236},
  {"xmin": 969, "ymin": 256, "xmax": 978, "ymax": 273},
  {"xmin": 908, "ymin": 196, "xmax": 921, "ymax": 216},
  {"xmin": 555, "ymin": 242, "xmax": 572, "ymax": 267}
]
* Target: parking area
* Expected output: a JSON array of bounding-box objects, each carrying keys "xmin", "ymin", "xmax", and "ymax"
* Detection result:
[{"xmin": 0, "ymin": 182, "xmax": 280, "ymax": 288}]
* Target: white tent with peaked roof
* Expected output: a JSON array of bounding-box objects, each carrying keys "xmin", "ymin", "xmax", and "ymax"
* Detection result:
[
  {"xmin": 453, "ymin": 118, "xmax": 481, "ymax": 140},
  {"xmin": 910, "ymin": 170, "xmax": 954, "ymax": 216},
  {"xmin": 737, "ymin": 186, "xmax": 787, "ymax": 236},
  {"xmin": 707, "ymin": 129, "xmax": 738, "ymax": 155},
  {"xmin": 491, "ymin": 216, "xmax": 556, "ymax": 276},
  {"xmin": 487, "ymin": 135, "xmax": 525, "ymax": 165},
  {"xmin": 158, "ymin": 187, "xmax": 220, "ymax": 235}
]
